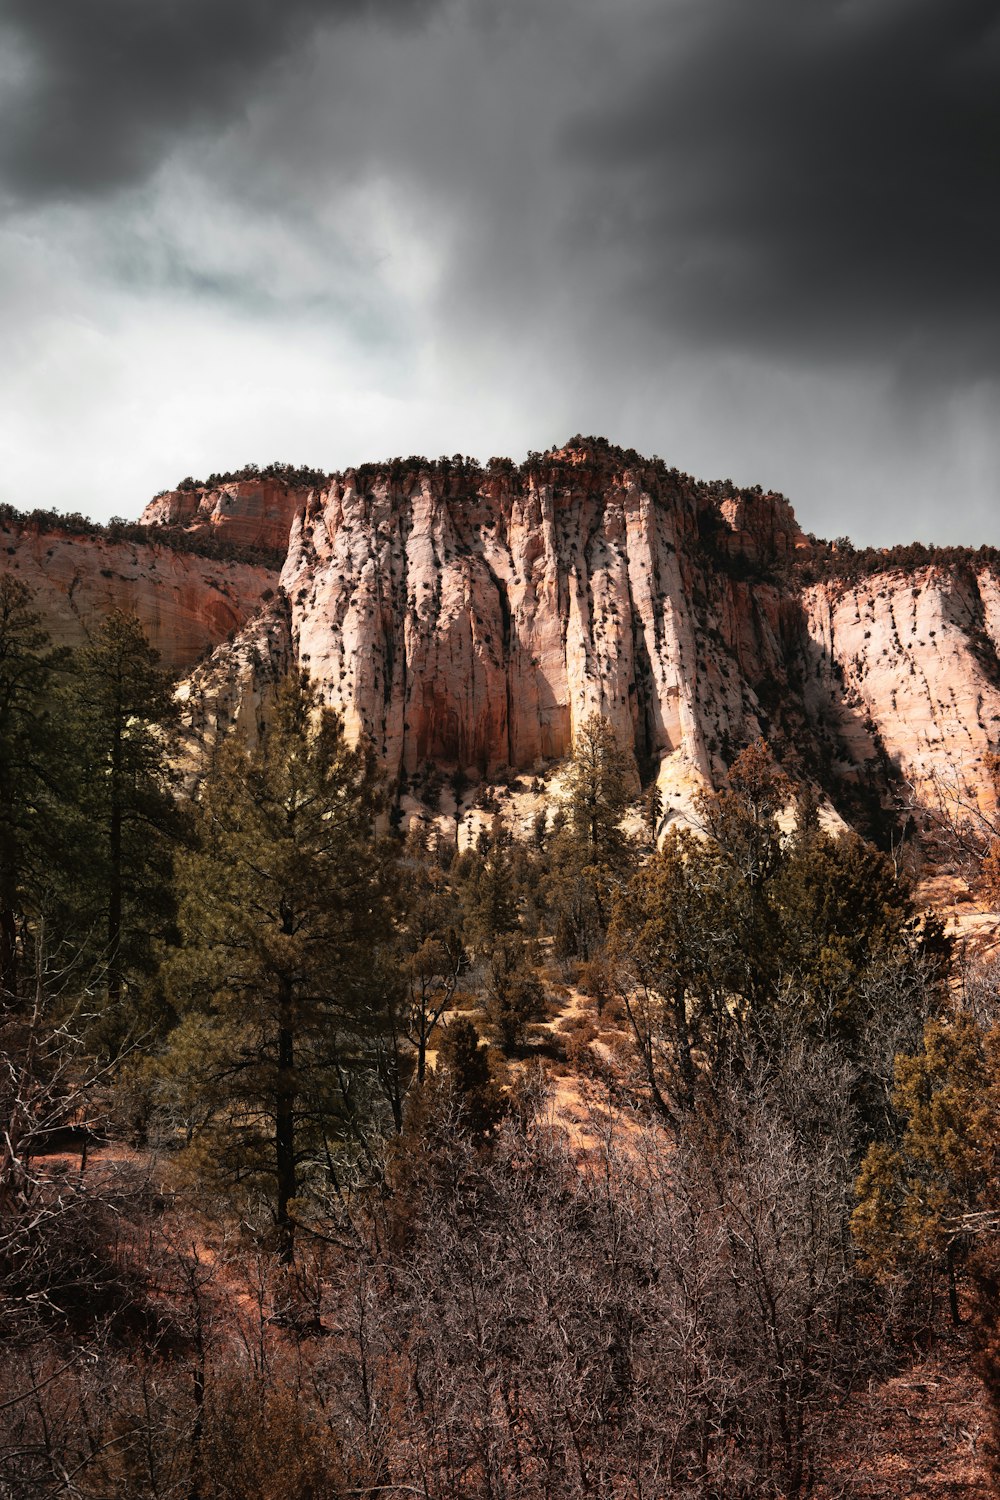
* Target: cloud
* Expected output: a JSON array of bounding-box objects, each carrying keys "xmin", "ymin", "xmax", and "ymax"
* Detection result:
[
  {"xmin": 0, "ymin": 0, "xmax": 997, "ymax": 543},
  {"xmin": 561, "ymin": 0, "xmax": 1000, "ymax": 372},
  {"xmin": 0, "ymin": 0, "xmax": 434, "ymax": 201}
]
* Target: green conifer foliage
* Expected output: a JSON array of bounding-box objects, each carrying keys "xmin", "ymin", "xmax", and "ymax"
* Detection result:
[
  {"xmin": 772, "ymin": 825, "xmax": 914, "ymax": 1034},
  {"xmin": 167, "ymin": 673, "xmax": 393, "ymax": 1260},
  {"xmin": 464, "ymin": 824, "xmax": 519, "ymax": 952},
  {"xmin": 544, "ymin": 713, "xmax": 637, "ymax": 960},
  {"xmin": 565, "ymin": 712, "xmax": 633, "ymax": 866},
  {"xmin": 609, "ymin": 828, "xmax": 736, "ymax": 1121},
  {"xmin": 611, "ymin": 741, "xmax": 923, "ymax": 1127},
  {"xmin": 68, "ymin": 611, "xmax": 181, "ymax": 1024},
  {"xmin": 0, "ymin": 577, "xmax": 70, "ymax": 1007},
  {"xmin": 853, "ymin": 1013, "xmax": 1000, "ymax": 1321}
]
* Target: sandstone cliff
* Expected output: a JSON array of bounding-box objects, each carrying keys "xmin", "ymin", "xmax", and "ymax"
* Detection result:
[
  {"xmin": 174, "ymin": 443, "xmax": 999, "ymax": 832},
  {"xmin": 0, "ymin": 511, "xmax": 278, "ymax": 672},
  {"xmin": 801, "ymin": 565, "xmax": 1000, "ymax": 821},
  {"xmin": 140, "ymin": 472, "xmax": 318, "ymax": 557},
  {"xmin": 6, "ymin": 441, "xmax": 998, "ymax": 836},
  {"xmin": 173, "ymin": 448, "xmax": 798, "ymax": 798}
]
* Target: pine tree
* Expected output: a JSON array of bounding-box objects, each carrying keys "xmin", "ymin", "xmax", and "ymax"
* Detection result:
[
  {"xmin": 565, "ymin": 713, "xmax": 633, "ymax": 866},
  {"xmin": 853, "ymin": 1013, "xmax": 1000, "ymax": 1322},
  {"xmin": 397, "ymin": 862, "xmax": 465, "ymax": 1091},
  {"xmin": 0, "ymin": 577, "xmax": 71, "ymax": 1007},
  {"xmin": 609, "ymin": 829, "xmax": 735, "ymax": 1120},
  {"xmin": 483, "ymin": 933, "xmax": 545, "ymax": 1054},
  {"xmin": 167, "ymin": 673, "xmax": 393, "ymax": 1261},
  {"xmin": 68, "ymin": 611, "xmax": 181, "ymax": 1024},
  {"xmin": 464, "ymin": 824, "xmax": 519, "ymax": 952},
  {"xmin": 772, "ymin": 825, "xmax": 914, "ymax": 1035},
  {"xmin": 612, "ymin": 747, "xmax": 924, "ymax": 1127},
  {"xmin": 543, "ymin": 713, "xmax": 636, "ymax": 960},
  {"xmin": 697, "ymin": 740, "xmax": 788, "ymax": 890}
]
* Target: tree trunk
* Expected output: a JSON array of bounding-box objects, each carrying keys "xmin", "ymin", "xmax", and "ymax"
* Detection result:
[
  {"xmin": 108, "ymin": 712, "xmax": 123, "ymax": 1007},
  {"xmin": 0, "ymin": 894, "xmax": 16, "ymax": 1007},
  {"xmin": 275, "ymin": 984, "xmax": 296, "ymax": 1265}
]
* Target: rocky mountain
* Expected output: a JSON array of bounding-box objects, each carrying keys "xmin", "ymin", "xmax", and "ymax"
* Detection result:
[
  {"xmin": 168, "ymin": 441, "xmax": 1000, "ymax": 833},
  {"xmin": 4, "ymin": 441, "xmax": 999, "ymax": 832}
]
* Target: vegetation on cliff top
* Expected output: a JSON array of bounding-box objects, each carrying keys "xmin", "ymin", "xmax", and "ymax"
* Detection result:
[
  {"xmin": 171, "ymin": 459, "xmax": 330, "ymax": 492},
  {"xmin": 7, "ymin": 439, "xmax": 999, "ymax": 590},
  {"xmin": 0, "ymin": 501, "xmax": 286, "ymax": 570},
  {"xmin": 796, "ymin": 534, "xmax": 1000, "ymax": 586}
]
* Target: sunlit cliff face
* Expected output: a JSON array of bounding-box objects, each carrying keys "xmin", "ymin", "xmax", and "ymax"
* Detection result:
[
  {"xmin": 5, "ymin": 444, "xmax": 999, "ymax": 832},
  {"xmin": 157, "ymin": 447, "xmax": 1000, "ymax": 830}
]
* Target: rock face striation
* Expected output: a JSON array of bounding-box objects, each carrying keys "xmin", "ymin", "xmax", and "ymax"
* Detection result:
[
  {"xmin": 801, "ymin": 567, "xmax": 1000, "ymax": 821},
  {"xmin": 169, "ymin": 442, "xmax": 1000, "ymax": 827},
  {"xmin": 176, "ymin": 447, "xmax": 807, "ymax": 803},
  {"xmin": 4, "ymin": 441, "xmax": 999, "ymax": 830}
]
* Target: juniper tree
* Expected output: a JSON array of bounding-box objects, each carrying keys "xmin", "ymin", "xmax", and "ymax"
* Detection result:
[{"xmin": 853, "ymin": 1012, "xmax": 1000, "ymax": 1322}]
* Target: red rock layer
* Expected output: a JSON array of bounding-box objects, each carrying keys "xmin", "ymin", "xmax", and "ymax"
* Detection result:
[{"xmin": 0, "ymin": 516, "xmax": 278, "ymax": 672}]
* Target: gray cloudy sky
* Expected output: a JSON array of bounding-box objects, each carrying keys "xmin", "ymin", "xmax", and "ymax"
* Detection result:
[{"xmin": 1, "ymin": 0, "xmax": 998, "ymax": 544}]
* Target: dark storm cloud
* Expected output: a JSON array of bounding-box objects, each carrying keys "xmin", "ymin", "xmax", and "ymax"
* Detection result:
[
  {"xmin": 0, "ymin": 0, "xmax": 431, "ymax": 201},
  {"xmin": 1, "ymin": 0, "xmax": 997, "ymax": 540},
  {"xmin": 565, "ymin": 0, "xmax": 1000, "ymax": 371}
]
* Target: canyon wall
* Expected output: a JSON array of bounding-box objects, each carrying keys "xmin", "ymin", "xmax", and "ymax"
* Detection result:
[
  {"xmin": 5, "ymin": 444, "xmax": 998, "ymax": 831},
  {"xmin": 176, "ymin": 446, "xmax": 999, "ymax": 826},
  {"xmin": 0, "ymin": 513, "xmax": 278, "ymax": 672},
  {"xmin": 801, "ymin": 566, "xmax": 1000, "ymax": 821},
  {"xmin": 166, "ymin": 448, "xmax": 825, "ymax": 809}
]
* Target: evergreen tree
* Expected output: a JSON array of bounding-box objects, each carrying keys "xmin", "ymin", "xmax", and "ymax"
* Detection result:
[
  {"xmin": 463, "ymin": 822, "xmax": 519, "ymax": 952},
  {"xmin": 612, "ymin": 745, "xmax": 925, "ymax": 1127},
  {"xmin": 167, "ymin": 673, "xmax": 393, "ymax": 1260},
  {"xmin": 609, "ymin": 829, "xmax": 736, "ymax": 1121},
  {"xmin": 565, "ymin": 713, "xmax": 633, "ymax": 866},
  {"xmin": 543, "ymin": 713, "xmax": 637, "ymax": 960},
  {"xmin": 0, "ymin": 578, "xmax": 70, "ymax": 1007},
  {"xmin": 853, "ymin": 1013, "xmax": 1000, "ymax": 1323},
  {"xmin": 431, "ymin": 1017, "xmax": 506, "ymax": 1140},
  {"xmin": 483, "ymin": 933, "xmax": 545, "ymax": 1054},
  {"xmin": 697, "ymin": 739, "xmax": 788, "ymax": 889},
  {"xmin": 68, "ymin": 611, "xmax": 182, "ymax": 1024},
  {"xmin": 397, "ymin": 865, "xmax": 465, "ymax": 1090},
  {"xmin": 772, "ymin": 824, "xmax": 914, "ymax": 1035}
]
